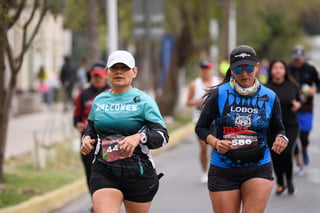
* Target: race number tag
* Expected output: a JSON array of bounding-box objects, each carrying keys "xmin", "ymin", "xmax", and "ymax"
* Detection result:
[
  {"xmin": 101, "ymin": 134, "xmax": 130, "ymax": 162},
  {"xmin": 224, "ymin": 132, "xmax": 258, "ymax": 150}
]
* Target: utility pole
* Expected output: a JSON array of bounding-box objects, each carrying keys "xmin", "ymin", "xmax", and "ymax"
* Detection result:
[
  {"xmin": 143, "ymin": 0, "xmax": 151, "ymax": 90},
  {"xmin": 229, "ymin": 0, "xmax": 236, "ymax": 53},
  {"xmin": 220, "ymin": 0, "xmax": 236, "ymax": 61},
  {"xmin": 107, "ymin": 0, "xmax": 119, "ymax": 55}
]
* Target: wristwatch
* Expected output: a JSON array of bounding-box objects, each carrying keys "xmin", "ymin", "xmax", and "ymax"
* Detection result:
[
  {"xmin": 140, "ymin": 133, "xmax": 147, "ymax": 144},
  {"xmin": 278, "ymin": 134, "xmax": 289, "ymax": 142}
]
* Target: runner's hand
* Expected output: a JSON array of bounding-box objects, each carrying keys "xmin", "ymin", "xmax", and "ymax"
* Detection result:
[
  {"xmin": 271, "ymin": 136, "xmax": 288, "ymax": 154},
  {"xmin": 290, "ymin": 99, "xmax": 300, "ymax": 112},
  {"xmin": 81, "ymin": 136, "xmax": 96, "ymax": 155},
  {"xmin": 118, "ymin": 134, "xmax": 141, "ymax": 157},
  {"xmin": 215, "ymin": 139, "xmax": 232, "ymax": 154}
]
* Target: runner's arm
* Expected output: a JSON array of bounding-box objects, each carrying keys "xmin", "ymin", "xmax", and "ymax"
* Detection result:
[
  {"xmin": 269, "ymin": 96, "xmax": 286, "ymax": 137},
  {"xmin": 195, "ymin": 89, "xmax": 218, "ymax": 142},
  {"xmin": 141, "ymin": 120, "xmax": 169, "ymax": 149},
  {"xmin": 83, "ymin": 119, "xmax": 97, "ymax": 139}
]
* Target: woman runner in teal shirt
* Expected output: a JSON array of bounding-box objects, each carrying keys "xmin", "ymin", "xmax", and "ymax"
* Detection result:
[{"xmin": 81, "ymin": 50, "xmax": 169, "ymax": 213}]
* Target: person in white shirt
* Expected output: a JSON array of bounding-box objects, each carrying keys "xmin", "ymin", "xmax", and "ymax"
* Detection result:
[{"xmin": 186, "ymin": 60, "xmax": 221, "ymax": 183}]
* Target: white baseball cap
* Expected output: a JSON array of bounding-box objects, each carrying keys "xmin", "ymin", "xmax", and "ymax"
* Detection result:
[{"xmin": 106, "ymin": 50, "xmax": 135, "ymax": 69}]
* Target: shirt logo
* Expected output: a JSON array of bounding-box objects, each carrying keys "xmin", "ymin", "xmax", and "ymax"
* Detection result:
[{"xmin": 96, "ymin": 104, "xmax": 138, "ymax": 112}]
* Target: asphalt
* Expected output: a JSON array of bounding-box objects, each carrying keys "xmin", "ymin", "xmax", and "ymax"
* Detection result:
[{"xmin": 1, "ymin": 104, "xmax": 195, "ymax": 213}]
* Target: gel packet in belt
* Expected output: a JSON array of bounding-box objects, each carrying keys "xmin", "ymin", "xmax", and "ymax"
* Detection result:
[{"xmin": 101, "ymin": 134, "xmax": 130, "ymax": 162}]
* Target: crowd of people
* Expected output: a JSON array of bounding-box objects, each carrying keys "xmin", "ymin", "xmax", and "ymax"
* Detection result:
[{"xmin": 34, "ymin": 43, "xmax": 319, "ymax": 212}]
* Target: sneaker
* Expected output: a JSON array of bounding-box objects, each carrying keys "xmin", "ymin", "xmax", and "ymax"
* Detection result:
[
  {"xmin": 200, "ymin": 173, "xmax": 208, "ymax": 184},
  {"xmin": 287, "ymin": 182, "xmax": 295, "ymax": 195},
  {"xmin": 294, "ymin": 166, "xmax": 305, "ymax": 176},
  {"xmin": 302, "ymin": 151, "xmax": 310, "ymax": 165},
  {"xmin": 275, "ymin": 185, "xmax": 286, "ymax": 196}
]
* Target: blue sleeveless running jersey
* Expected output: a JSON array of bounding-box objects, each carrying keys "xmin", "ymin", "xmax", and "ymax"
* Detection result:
[{"xmin": 196, "ymin": 82, "xmax": 285, "ymax": 168}]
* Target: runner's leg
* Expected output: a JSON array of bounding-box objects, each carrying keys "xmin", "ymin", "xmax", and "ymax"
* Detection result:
[
  {"xmin": 124, "ymin": 200, "xmax": 152, "ymax": 213},
  {"xmin": 92, "ymin": 188, "xmax": 123, "ymax": 213},
  {"xmin": 241, "ymin": 178, "xmax": 273, "ymax": 213},
  {"xmin": 209, "ymin": 190, "xmax": 241, "ymax": 213}
]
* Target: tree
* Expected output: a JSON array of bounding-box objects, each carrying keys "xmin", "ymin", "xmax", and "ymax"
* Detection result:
[
  {"xmin": 85, "ymin": 0, "xmax": 100, "ymax": 68},
  {"xmin": 156, "ymin": 0, "xmax": 221, "ymax": 115},
  {"xmin": 0, "ymin": 0, "xmax": 52, "ymax": 183},
  {"xmin": 236, "ymin": 0, "xmax": 320, "ymax": 60}
]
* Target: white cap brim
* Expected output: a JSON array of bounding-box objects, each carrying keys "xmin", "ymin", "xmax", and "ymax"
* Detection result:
[{"xmin": 106, "ymin": 50, "xmax": 135, "ymax": 69}]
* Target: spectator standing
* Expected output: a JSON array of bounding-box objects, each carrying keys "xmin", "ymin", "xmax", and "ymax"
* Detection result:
[
  {"xmin": 36, "ymin": 65, "xmax": 52, "ymax": 107},
  {"xmin": 266, "ymin": 60, "xmax": 301, "ymax": 195},
  {"xmin": 186, "ymin": 60, "xmax": 220, "ymax": 183},
  {"xmin": 60, "ymin": 56, "xmax": 76, "ymax": 111},
  {"xmin": 77, "ymin": 58, "xmax": 88, "ymax": 90},
  {"xmin": 289, "ymin": 45, "xmax": 320, "ymax": 175}
]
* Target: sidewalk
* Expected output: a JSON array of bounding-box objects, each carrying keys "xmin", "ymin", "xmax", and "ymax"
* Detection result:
[{"xmin": 5, "ymin": 104, "xmax": 76, "ymax": 159}]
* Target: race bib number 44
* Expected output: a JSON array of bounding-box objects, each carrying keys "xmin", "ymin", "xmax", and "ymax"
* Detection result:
[{"xmin": 101, "ymin": 134, "xmax": 130, "ymax": 162}]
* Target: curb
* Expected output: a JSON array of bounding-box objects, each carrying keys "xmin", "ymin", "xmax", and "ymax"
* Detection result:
[
  {"xmin": 1, "ymin": 122, "xmax": 195, "ymax": 213},
  {"xmin": 1, "ymin": 178, "xmax": 87, "ymax": 213}
]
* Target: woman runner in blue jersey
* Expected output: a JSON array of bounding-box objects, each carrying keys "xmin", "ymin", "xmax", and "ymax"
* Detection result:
[
  {"xmin": 196, "ymin": 45, "xmax": 289, "ymax": 213},
  {"xmin": 81, "ymin": 50, "xmax": 169, "ymax": 213}
]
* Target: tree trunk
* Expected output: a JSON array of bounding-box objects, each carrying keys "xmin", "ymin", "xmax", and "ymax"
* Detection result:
[
  {"xmin": 0, "ymin": 44, "xmax": 6, "ymax": 183},
  {"xmin": 0, "ymin": 95, "xmax": 10, "ymax": 184},
  {"xmin": 86, "ymin": 0, "xmax": 100, "ymax": 68},
  {"xmin": 0, "ymin": 0, "xmax": 50, "ymax": 184},
  {"xmin": 156, "ymin": 17, "xmax": 194, "ymax": 116},
  {"xmin": 156, "ymin": 49, "xmax": 179, "ymax": 116}
]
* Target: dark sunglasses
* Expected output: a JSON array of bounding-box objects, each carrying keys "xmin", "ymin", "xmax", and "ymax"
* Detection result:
[{"xmin": 233, "ymin": 65, "xmax": 255, "ymax": 74}]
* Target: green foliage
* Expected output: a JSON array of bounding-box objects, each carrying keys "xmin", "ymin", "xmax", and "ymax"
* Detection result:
[
  {"xmin": 63, "ymin": 0, "xmax": 87, "ymax": 31},
  {"xmin": 165, "ymin": 0, "xmax": 221, "ymax": 48},
  {"xmin": 237, "ymin": 0, "xmax": 320, "ymax": 60}
]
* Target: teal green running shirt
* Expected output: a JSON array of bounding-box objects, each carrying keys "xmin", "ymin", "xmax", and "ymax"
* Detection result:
[{"xmin": 88, "ymin": 87, "xmax": 166, "ymax": 137}]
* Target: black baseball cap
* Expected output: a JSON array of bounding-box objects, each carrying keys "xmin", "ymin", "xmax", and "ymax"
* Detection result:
[{"xmin": 229, "ymin": 45, "xmax": 258, "ymax": 70}]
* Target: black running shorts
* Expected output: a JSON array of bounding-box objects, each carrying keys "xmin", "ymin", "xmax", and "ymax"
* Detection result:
[
  {"xmin": 208, "ymin": 162, "xmax": 274, "ymax": 192},
  {"xmin": 89, "ymin": 160, "xmax": 159, "ymax": 202}
]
